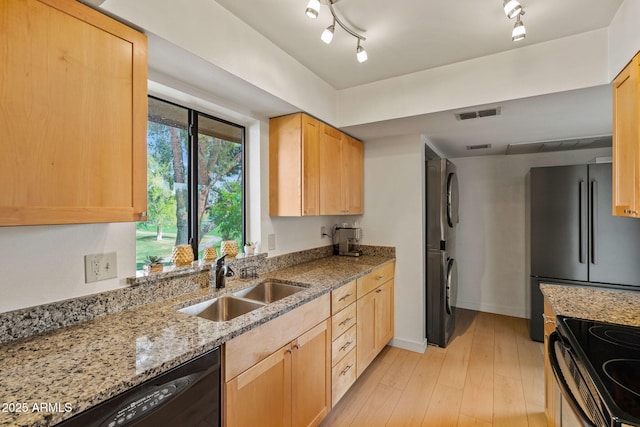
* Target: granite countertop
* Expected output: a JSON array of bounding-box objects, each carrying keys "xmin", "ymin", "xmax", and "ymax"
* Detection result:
[
  {"xmin": 0, "ymin": 255, "xmax": 394, "ymax": 427},
  {"xmin": 540, "ymin": 284, "xmax": 640, "ymax": 327}
]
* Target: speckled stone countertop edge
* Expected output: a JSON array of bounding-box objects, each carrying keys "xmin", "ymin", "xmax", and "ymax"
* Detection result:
[
  {"xmin": 540, "ymin": 283, "xmax": 640, "ymax": 327},
  {"xmin": 0, "ymin": 256, "xmax": 395, "ymax": 427}
]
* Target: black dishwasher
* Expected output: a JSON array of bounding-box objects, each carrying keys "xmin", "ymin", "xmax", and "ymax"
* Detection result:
[{"xmin": 56, "ymin": 347, "xmax": 220, "ymax": 427}]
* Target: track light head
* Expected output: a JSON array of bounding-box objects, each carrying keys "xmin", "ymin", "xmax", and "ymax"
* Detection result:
[
  {"xmin": 511, "ymin": 14, "xmax": 526, "ymax": 41},
  {"xmin": 321, "ymin": 21, "xmax": 335, "ymax": 44},
  {"xmin": 356, "ymin": 40, "xmax": 368, "ymax": 63},
  {"xmin": 305, "ymin": 0, "xmax": 320, "ymax": 18},
  {"xmin": 503, "ymin": 0, "xmax": 522, "ymax": 19}
]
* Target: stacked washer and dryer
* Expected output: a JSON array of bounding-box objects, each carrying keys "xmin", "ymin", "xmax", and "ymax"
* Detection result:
[{"xmin": 426, "ymin": 159, "xmax": 459, "ymax": 348}]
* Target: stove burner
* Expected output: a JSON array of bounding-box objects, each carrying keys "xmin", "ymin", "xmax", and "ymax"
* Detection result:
[
  {"xmin": 603, "ymin": 359, "xmax": 640, "ymax": 398},
  {"xmin": 589, "ymin": 326, "xmax": 640, "ymax": 351}
]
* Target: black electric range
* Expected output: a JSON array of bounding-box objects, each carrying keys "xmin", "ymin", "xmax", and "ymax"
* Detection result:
[{"xmin": 554, "ymin": 316, "xmax": 640, "ymax": 427}]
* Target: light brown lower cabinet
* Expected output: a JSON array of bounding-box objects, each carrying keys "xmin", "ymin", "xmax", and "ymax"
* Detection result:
[
  {"xmin": 330, "ymin": 280, "xmax": 358, "ymax": 407},
  {"xmin": 356, "ymin": 279, "xmax": 394, "ymax": 377},
  {"xmin": 330, "ymin": 262, "xmax": 396, "ymax": 407},
  {"xmin": 224, "ymin": 295, "xmax": 331, "ymax": 427}
]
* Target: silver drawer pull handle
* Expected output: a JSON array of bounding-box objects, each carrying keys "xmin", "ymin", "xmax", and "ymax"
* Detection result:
[
  {"xmin": 340, "ymin": 365, "xmax": 353, "ymax": 376},
  {"xmin": 376, "ymin": 275, "xmax": 384, "ymax": 280},
  {"xmin": 340, "ymin": 341, "xmax": 353, "ymax": 352},
  {"xmin": 338, "ymin": 293, "xmax": 353, "ymax": 302},
  {"xmin": 339, "ymin": 317, "xmax": 354, "ymax": 326},
  {"xmin": 376, "ymin": 289, "xmax": 383, "ymax": 293}
]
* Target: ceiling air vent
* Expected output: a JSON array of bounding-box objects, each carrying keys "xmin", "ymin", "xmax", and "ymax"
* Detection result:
[
  {"xmin": 506, "ymin": 135, "xmax": 612, "ymax": 155},
  {"xmin": 466, "ymin": 144, "xmax": 492, "ymax": 151},
  {"xmin": 457, "ymin": 111, "xmax": 478, "ymax": 120},
  {"xmin": 455, "ymin": 107, "xmax": 501, "ymax": 121}
]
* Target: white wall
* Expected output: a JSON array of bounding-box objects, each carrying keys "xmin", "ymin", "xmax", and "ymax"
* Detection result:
[
  {"xmin": 359, "ymin": 135, "xmax": 427, "ymax": 352},
  {"xmin": 608, "ymin": 0, "xmax": 640, "ymax": 80},
  {"xmin": 453, "ymin": 148, "xmax": 612, "ymax": 318},
  {"xmin": 0, "ymin": 223, "xmax": 135, "ymax": 313}
]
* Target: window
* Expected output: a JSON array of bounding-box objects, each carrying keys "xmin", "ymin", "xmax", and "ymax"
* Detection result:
[{"xmin": 136, "ymin": 96, "xmax": 245, "ymax": 269}]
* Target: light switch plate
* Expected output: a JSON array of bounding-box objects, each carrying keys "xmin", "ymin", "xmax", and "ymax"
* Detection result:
[
  {"xmin": 268, "ymin": 234, "xmax": 276, "ymax": 251},
  {"xmin": 84, "ymin": 252, "xmax": 117, "ymax": 283}
]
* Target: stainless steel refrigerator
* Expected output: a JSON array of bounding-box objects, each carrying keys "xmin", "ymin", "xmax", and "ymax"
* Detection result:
[
  {"xmin": 426, "ymin": 159, "xmax": 459, "ymax": 347},
  {"xmin": 530, "ymin": 163, "xmax": 640, "ymax": 341}
]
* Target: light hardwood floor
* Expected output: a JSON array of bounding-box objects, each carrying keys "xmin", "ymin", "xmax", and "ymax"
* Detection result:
[{"xmin": 320, "ymin": 309, "xmax": 547, "ymax": 427}]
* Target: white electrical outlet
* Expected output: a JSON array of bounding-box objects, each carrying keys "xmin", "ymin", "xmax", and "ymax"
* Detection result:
[
  {"xmin": 268, "ymin": 234, "xmax": 276, "ymax": 251},
  {"xmin": 321, "ymin": 226, "xmax": 326, "ymax": 239},
  {"xmin": 84, "ymin": 252, "xmax": 117, "ymax": 283}
]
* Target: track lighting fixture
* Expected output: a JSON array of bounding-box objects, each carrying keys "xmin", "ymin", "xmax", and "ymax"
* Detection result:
[
  {"xmin": 503, "ymin": 0, "xmax": 522, "ymax": 19},
  {"xmin": 511, "ymin": 13, "xmax": 526, "ymax": 41},
  {"xmin": 305, "ymin": 0, "xmax": 368, "ymax": 62},
  {"xmin": 305, "ymin": 0, "xmax": 320, "ymax": 19}
]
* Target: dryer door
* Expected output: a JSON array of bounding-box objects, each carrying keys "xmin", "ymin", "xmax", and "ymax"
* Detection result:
[
  {"xmin": 446, "ymin": 258, "xmax": 458, "ymax": 315},
  {"xmin": 447, "ymin": 172, "xmax": 459, "ymax": 228}
]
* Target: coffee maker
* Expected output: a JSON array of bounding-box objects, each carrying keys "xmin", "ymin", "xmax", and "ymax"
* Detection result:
[{"xmin": 334, "ymin": 226, "xmax": 363, "ymax": 257}]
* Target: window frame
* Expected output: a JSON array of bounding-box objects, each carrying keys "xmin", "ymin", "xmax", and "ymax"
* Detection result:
[{"xmin": 147, "ymin": 95, "xmax": 246, "ymax": 262}]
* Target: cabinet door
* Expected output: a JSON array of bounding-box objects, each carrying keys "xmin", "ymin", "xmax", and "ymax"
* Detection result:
[
  {"xmin": 343, "ymin": 136, "xmax": 364, "ymax": 215},
  {"xmin": 291, "ymin": 320, "xmax": 331, "ymax": 427},
  {"xmin": 356, "ymin": 289, "xmax": 377, "ymax": 377},
  {"xmin": 269, "ymin": 114, "xmax": 303, "ymax": 216},
  {"xmin": 0, "ymin": 0, "xmax": 147, "ymax": 225},
  {"xmin": 612, "ymin": 53, "xmax": 640, "ymax": 217},
  {"xmin": 302, "ymin": 115, "xmax": 321, "ymax": 216},
  {"xmin": 319, "ymin": 124, "xmax": 345, "ymax": 215},
  {"xmin": 225, "ymin": 344, "xmax": 292, "ymax": 427},
  {"xmin": 374, "ymin": 280, "xmax": 395, "ymax": 353}
]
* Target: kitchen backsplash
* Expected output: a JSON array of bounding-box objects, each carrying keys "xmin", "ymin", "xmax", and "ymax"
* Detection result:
[{"xmin": 0, "ymin": 245, "xmax": 394, "ymax": 344}]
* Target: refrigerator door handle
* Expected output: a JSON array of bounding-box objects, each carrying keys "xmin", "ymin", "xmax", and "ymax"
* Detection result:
[
  {"xmin": 579, "ymin": 180, "xmax": 586, "ymax": 264},
  {"xmin": 591, "ymin": 180, "xmax": 597, "ymax": 264}
]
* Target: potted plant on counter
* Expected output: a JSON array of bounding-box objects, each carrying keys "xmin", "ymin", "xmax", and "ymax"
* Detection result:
[
  {"xmin": 144, "ymin": 255, "xmax": 164, "ymax": 273},
  {"xmin": 244, "ymin": 241, "xmax": 256, "ymax": 255}
]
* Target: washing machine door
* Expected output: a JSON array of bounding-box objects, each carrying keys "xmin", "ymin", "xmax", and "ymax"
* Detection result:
[
  {"xmin": 447, "ymin": 172, "xmax": 459, "ymax": 228},
  {"xmin": 446, "ymin": 258, "xmax": 458, "ymax": 315}
]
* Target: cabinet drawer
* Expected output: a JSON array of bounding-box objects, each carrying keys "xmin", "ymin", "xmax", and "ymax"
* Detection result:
[
  {"xmin": 331, "ymin": 302, "xmax": 356, "ymax": 339},
  {"xmin": 332, "ymin": 348, "xmax": 356, "ymax": 407},
  {"xmin": 331, "ymin": 280, "xmax": 356, "ymax": 315},
  {"xmin": 357, "ymin": 262, "xmax": 395, "ymax": 297},
  {"xmin": 332, "ymin": 325, "xmax": 356, "ymax": 366}
]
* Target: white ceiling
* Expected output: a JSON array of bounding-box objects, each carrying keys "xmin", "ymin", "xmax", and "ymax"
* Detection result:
[
  {"xmin": 212, "ymin": 0, "xmax": 622, "ymax": 157},
  {"xmin": 215, "ymin": 0, "xmax": 622, "ymax": 90}
]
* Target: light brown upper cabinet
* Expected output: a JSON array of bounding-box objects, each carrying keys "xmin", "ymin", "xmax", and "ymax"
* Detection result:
[
  {"xmin": 319, "ymin": 127, "xmax": 364, "ymax": 215},
  {"xmin": 269, "ymin": 113, "xmax": 321, "ymax": 216},
  {"xmin": 270, "ymin": 113, "xmax": 363, "ymax": 216},
  {"xmin": 612, "ymin": 51, "xmax": 640, "ymax": 218},
  {"xmin": 343, "ymin": 135, "xmax": 364, "ymax": 215},
  {"xmin": 0, "ymin": 0, "xmax": 148, "ymax": 226}
]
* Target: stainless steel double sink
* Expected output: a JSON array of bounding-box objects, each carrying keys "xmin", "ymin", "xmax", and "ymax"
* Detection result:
[{"xmin": 178, "ymin": 281, "xmax": 306, "ymax": 322}]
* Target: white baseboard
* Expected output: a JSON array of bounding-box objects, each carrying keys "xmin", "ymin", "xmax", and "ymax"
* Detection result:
[
  {"xmin": 389, "ymin": 337, "xmax": 428, "ymax": 354},
  {"xmin": 455, "ymin": 299, "xmax": 527, "ymax": 318}
]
